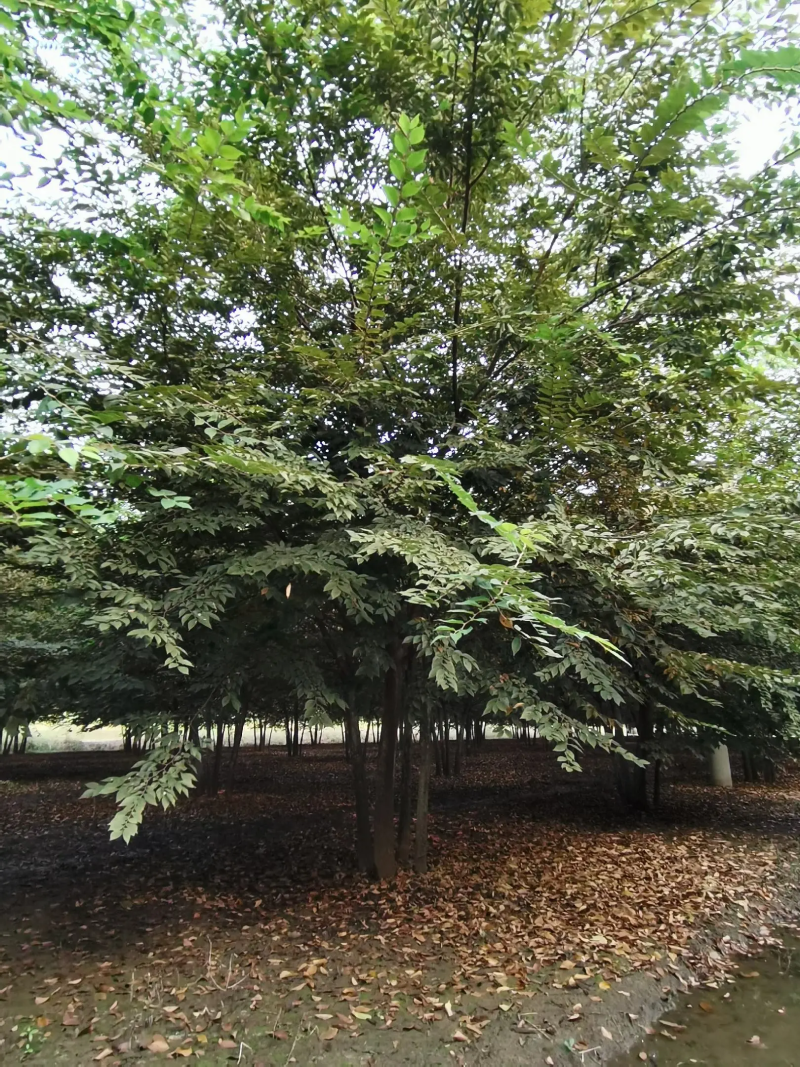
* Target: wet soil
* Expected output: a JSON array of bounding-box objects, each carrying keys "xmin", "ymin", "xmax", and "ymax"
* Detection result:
[{"xmin": 612, "ymin": 930, "xmax": 800, "ymax": 1066}]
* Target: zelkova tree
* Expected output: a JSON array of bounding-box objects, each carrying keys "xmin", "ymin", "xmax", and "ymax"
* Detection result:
[{"xmin": 2, "ymin": 0, "xmax": 800, "ymax": 874}]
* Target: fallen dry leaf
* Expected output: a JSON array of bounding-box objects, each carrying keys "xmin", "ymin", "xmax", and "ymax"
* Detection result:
[
  {"xmin": 320, "ymin": 1027, "xmax": 338, "ymax": 1041},
  {"xmin": 601, "ymin": 1026, "xmax": 613, "ymax": 1040},
  {"xmin": 147, "ymin": 1035, "xmax": 170, "ymax": 1053}
]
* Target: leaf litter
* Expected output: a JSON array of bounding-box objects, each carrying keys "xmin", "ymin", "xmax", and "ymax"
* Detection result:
[{"xmin": 0, "ymin": 743, "xmax": 798, "ymax": 1064}]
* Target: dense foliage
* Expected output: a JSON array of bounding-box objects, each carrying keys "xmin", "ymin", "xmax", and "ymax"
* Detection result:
[{"xmin": 2, "ymin": 0, "xmax": 800, "ymax": 874}]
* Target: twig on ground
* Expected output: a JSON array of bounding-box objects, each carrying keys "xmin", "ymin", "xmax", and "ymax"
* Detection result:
[{"xmin": 283, "ymin": 1015, "xmax": 305, "ymax": 1067}]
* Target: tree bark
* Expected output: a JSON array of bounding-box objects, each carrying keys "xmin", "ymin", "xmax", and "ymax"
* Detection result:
[
  {"xmin": 373, "ymin": 642, "xmax": 408, "ymax": 881},
  {"xmin": 414, "ymin": 706, "xmax": 433, "ymax": 874},
  {"xmin": 345, "ymin": 691, "xmax": 373, "ymax": 874},
  {"xmin": 226, "ymin": 712, "xmax": 246, "ymax": 792},
  {"xmin": 631, "ymin": 703, "xmax": 653, "ymax": 811},
  {"xmin": 209, "ymin": 719, "xmax": 225, "ymax": 794},
  {"xmin": 396, "ymin": 707, "xmax": 414, "ymax": 866},
  {"xmin": 454, "ymin": 721, "xmax": 464, "ymax": 776}
]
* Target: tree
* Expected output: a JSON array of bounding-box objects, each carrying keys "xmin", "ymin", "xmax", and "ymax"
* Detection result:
[{"xmin": 2, "ymin": 0, "xmax": 800, "ymax": 864}]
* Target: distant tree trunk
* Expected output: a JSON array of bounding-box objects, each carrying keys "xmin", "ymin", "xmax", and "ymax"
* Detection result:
[
  {"xmin": 414, "ymin": 706, "xmax": 433, "ymax": 874},
  {"xmin": 439, "ymin": 717, "xmax": 451, "ymax": 777},
  {"xmin": 226, "ymin": 712, "xmax": 246, "ymax": 792},
  {"xmin": 614, "ymin": 712, "xmax": 650, "ymax": 812},
  {"xmin": 205, "ymin": 719, "xmax": 225, "ymax": 794},
  {"xmin": 433, "ymin": 722, "xmax": 442, "ymax": 776},
  {"xmin": 396, "ymin": 708, "xmax": 414, "ymax": 866},
  {"xmin": 454, "ymin": 721, "xmax": 464, "ymax": 776},
  {"xmin": 630, "ymin": 703, "xmax": 653, "ymax": 811},
  {"xmin": 292, "ymin": 711, "xmax": 300, "ymax": 757},
  {"xmin": 652, "ymin": 717, "xmax": 664, "ymax": 810},
  {"xmin": 710, "ymin": 743, "xmax": 733, "ymax": 787},
  {"xmin": 345, "ymin": 690, "xmax": 372, "ymax": 874}
]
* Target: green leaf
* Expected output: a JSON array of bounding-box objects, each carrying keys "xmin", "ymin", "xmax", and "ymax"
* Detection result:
[
  {"xmin": 406, "ymin": 149, "xmax": 427, "ymax": 173},
  {"xmin": 57, "ymin": 447, "xmax": 80, "ymax": 468}
]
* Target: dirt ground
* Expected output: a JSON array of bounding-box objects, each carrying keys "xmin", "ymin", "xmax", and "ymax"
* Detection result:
[{"xmin": 0, "ymin": 741, "xmax": 798, "ymax": 1066}]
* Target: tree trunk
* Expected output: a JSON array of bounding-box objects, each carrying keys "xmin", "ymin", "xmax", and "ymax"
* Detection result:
[
  {"xmin": 345, "ymin": 690, "xmax": 373, "ymax": 873},
  {"xmin": 454, "ymin": 721, "xmax": 464, "ymax": 776},
  {"xmin": 414, "ymin": 706, "xmax": 433, "ymax": 874},
  {"xmin": 373, "ymin": 642, "xmax": 407, "ymax": 881},
  {"xmin": 710, "ymin": 743, "xmax": 733, "ymax": 787},
  {"xmin": 292, "ymin": 711, "xmax": 300, "ymax": 757},
  {"xmin": 653, "ymin": 759, "xmax": 662, "ymax": 809},
  {"xmin": 396, "ymin": 708, "xmax": 414, "ymax": 866},
  {"xmin": 631, "ymin": 703, "xmax": 653, "ymax": 811},
  {"xmin": 209, "ymin": 719, "xmax": 225, "ymax": 794},
  {"xmin": 226, "ymin": 713, "xmax": 246, "ymax": 792},
  {"xmin": 440, "ymin": 718, "xmax": 450, "ymax": 777}
]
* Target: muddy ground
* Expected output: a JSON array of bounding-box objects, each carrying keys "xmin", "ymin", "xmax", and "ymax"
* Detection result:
[{"xmin": 0, "ymin": 741, "xmax": 798, "ymax": 1066}]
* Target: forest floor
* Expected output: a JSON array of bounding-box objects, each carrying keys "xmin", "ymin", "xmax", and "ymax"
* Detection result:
[{"xmin": 0, "ymin": 741, "xmax": 799, "ymax": 1067}]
